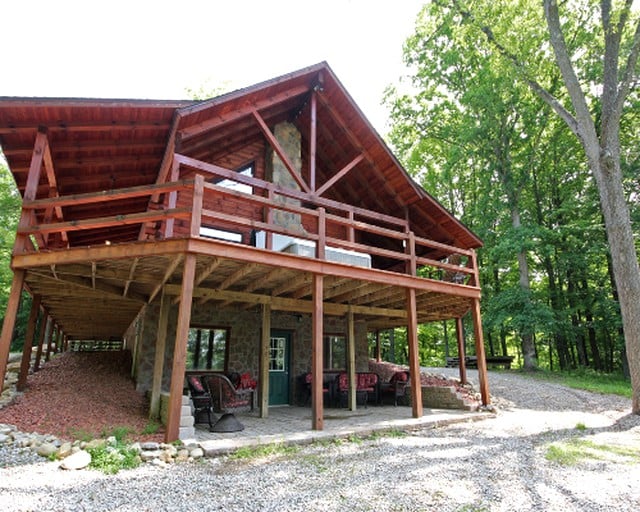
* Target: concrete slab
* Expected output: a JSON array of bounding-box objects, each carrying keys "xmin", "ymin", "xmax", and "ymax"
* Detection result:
[{"xmin": 196, "ymin": 405, "xmax": 492, "ymax": 456}]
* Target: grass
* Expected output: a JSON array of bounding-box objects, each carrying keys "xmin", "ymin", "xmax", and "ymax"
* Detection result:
[
  {"xmin": 141, "ymin": 420, "xmax": 160, "ymax": 436},
  {"xmin": 229, "ymin": 442, "xmax": 300, "ymax": 460},
  {"xmin": 523, "ymin": 368, "xmax": 631, "ymax": 398},
  {"xmin": 545, "ymin": 438, "xmax": 640, "ymax": 466}
]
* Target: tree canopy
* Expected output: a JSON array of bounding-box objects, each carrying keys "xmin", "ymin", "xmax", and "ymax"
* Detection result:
[{"xmin": 386, "ymin": 0, "xmax": 639, "ymax": 403}]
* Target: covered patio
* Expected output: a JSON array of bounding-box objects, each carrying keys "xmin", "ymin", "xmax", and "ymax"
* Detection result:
[{"xmin": 192, "ymin": 405, "xmax": 491, "ymax": 456}]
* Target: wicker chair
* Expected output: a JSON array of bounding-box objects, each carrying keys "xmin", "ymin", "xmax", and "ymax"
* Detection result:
[
  {"xmin": 204, "ymin": 374, "xmax": 254, "ymax": 432},
  {"xmin": 186, "ymin": 375, "xmax": 214, "ymax": 428}
]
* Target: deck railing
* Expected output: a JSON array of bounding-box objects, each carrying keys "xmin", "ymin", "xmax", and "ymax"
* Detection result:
[{"xmin": 16, "ymin": 155, "xmax": 478, "ymax": 287}]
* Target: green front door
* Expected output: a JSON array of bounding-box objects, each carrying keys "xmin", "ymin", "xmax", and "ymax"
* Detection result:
[{"xmin": 268, "ymin": 330, "xmax": 291, "ymax": 406}]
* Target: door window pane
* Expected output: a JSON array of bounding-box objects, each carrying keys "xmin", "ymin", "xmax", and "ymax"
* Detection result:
[{"xmin": 270, "ymin": 336, "xmax": 286, "ymax": 371}]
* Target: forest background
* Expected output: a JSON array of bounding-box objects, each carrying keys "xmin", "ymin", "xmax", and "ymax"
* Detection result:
[{"xmin": 1, "ymin": 1, "xmax": 638, "ymax": 386}]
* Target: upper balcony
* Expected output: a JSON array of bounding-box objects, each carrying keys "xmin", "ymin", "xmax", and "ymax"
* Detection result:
[{"xmin": 0, "ymin": 63, "xmax": 482, "ymax": 342}]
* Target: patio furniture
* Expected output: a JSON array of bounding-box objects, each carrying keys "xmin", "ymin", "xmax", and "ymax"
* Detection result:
[
  {"xmin": 336, "ymin": 372, "xmax": 379, "ymax": 408},
  {"xmin": 186, "ymin": 375, "xmax": 214, "ymax": 429},
  {"xmin": 379, "ymin": 370, "xmax": 410, "ymax": 406},
  {"xmin": 204, "ymin": 373, "xmax": 254, "ymax": 432},
  {"xmin": 302, "ymin": 372, "xmax": 330, "ymax": 406}
]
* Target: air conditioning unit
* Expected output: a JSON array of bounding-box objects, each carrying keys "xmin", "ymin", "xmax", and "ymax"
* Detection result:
[{"xmin": 254, "ymin": 231, "xmax": 371, "ymax": 268}]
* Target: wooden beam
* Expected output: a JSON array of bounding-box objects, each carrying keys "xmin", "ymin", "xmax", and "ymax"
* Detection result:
[
  {"xmin": 0, "ymin": 120, "xmax": 169, "ymax": 134},
  {"xmin": 22, "ymin": 179, "xmax": 192, "ymax": 210},
  {"xmin": 42, "ymin": 138, "xmax": 68, "ymax": 244},
  {"xmin": 165, "ymin": 254, "xmax": 196, "ymax": 443},
  {"xmin": 455, "ymin": 317, "xmax": 468, "ymax": 385},
  {"xmin": 17, "ymin": 294, "xmax": 42, "ymax": 391},
  {"xmin": 271, "ymin": 273, "xmax": 309, "ymax": 297},
  {"xmin": 28, "ymin": 270, "xmax": 147, "ymax": 304},
  {"xmin": 259, "ymin": 303, "xmax": 271, "ymax": 418},
  {"xmin": 198, "ymin": 263, "xmax": 257, "ymax": 306},
  {"xmin": 19, "ymin": 207, "xmax": 191, "ymax": 236},
  {"xmin": 0, "ymin": 270, "xmax": 26, "ymax": 385},
  {"xmin": 150, "ymin": 291, "xmax": 170, "ymax": 419},
  {"xmin": 252, "ymin": 109, "xmax": 311, "ymax": 194},
  {"xmin": 471, "ymin": 299, "xmax": 490, "ymax": 405},
  {"xmin": 195, "ymin": 257, "xmax": 221, "ymax": 287},
  {"xmin": 315, "ymin": 154, "xmax": 364, "ymax": 197},
  {"xmin": 406, "ymin": 288, "xmax": 423, "ymax": 418},
  {"xmin": 177, "ymin": 84, "xmax": 310, "ymax": 141},
  {"xmin": 311, "ymin": 274, "xmax": 324, "ymax": 430},
  {"xmin": 14, "ymin": 131, "xmax": 47, "ymax": 253},
  {"xmin": 123, "ymin": 258, "xmax": 139, "ymax": 297},
  {"xmin": 148, "ymin": 254, "xmax": 184, "ymax": 304},
  {"xmin": 164, "ymin": 285, "xmax": 408, "ymax": 319}
]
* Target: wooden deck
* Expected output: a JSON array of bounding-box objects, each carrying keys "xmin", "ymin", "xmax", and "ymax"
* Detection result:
[{"xmin": 11, "ymin": 174, "xmax": 481, "ymax": 341}]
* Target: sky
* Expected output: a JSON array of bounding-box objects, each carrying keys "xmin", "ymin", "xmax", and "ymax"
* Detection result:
[{"xmin": 1, "ymin": 0, "xmax": 425, "ymax": 134}]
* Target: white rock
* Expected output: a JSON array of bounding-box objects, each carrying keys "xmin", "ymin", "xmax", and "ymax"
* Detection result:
[
  {"xmin": 190, "ymin": 447, "xmax": 204, "ymax": 459},
  {"xmin": 60, "ymin": 450, "xmax": 91, "ymax": 470},
  {"xmin": 36, "ymin": 442, "xmax": 58, "ymax": 458}
]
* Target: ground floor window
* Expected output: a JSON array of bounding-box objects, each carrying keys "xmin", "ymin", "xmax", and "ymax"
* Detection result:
[
  {"xmin": 324, "ymin": 334, "xmax": 346, "ymax": 370},
  {"xmin": 187, "ymin": 327, "xmax": 229, "ymax": 371}
]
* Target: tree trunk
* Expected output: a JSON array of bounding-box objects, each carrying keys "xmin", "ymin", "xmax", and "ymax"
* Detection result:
[{"xmin": 512, "ymin": 207, "xmax": 537, "ymax": 369}]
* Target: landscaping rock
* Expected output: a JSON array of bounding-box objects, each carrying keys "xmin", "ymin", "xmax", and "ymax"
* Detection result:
[{"xmin": 59, "ymin": 450, "xmax": 91, "ymax": 470}]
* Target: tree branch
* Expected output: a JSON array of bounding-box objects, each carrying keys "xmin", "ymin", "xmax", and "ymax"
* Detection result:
[
  {"xmin": 613, "ymin": 16, "xmax": 640, "ymax": 126},
  {"xmin": 544, "ymin": 0, "xmax": 598, "ymax": 143},
  {"xmin": 447, "ymin": 0, "xmax": 580, "ymax": 138}
]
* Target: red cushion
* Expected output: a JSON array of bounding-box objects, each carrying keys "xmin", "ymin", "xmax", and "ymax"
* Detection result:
[
  {"xmin": 188, "ymin": 376, "xmax": 205, "ymax": 394},
  {"xmin": 240, "ymin": 372, "xmax": 257, "ymax": 389}
]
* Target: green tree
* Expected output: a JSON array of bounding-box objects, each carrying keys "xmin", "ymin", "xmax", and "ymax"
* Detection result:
[
  {"xmin": 444, "ymin": 0, "xmax": 640, "ymax": 413},
  {"xmin": 0, "ymin": 157, "xmax": 27, "ymax": 349}
]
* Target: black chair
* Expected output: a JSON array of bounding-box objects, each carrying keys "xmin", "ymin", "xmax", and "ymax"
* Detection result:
[{"xmin": 186, "ymin": 375, "xmax": 214, "ymax": 429}]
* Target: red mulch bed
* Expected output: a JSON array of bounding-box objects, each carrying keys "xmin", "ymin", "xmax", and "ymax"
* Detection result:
[{"xmin": 0, "ymin": 351, "xmax": 164, "ymax": 443}]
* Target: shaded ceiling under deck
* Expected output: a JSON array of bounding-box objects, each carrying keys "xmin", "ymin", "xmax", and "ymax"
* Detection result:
[{"xmin": 20, "ymin": 239, "xmax": 476, "ymax": 340}]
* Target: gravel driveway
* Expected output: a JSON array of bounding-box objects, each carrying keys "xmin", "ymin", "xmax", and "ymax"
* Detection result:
[{"xmin": 2, "ymin": 370, "xmax": 639, "ymax": 512}]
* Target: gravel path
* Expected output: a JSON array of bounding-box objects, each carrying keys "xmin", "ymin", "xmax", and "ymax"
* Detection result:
[{"xmin": 2, "ymin": 369, "xmax": 639, "ymax": 512}]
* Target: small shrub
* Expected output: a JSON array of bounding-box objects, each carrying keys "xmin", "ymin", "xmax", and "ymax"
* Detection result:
[
  {"xmin": 141, "ymin": 421, "xmax": 160, "ymax": 436},
  {"xmin": 575, "ymin": 422, "xmax": 587, "ymax": 431},
  {"xmin": 87, "ymin": 441, "xmax": 141, "ymax": 474}
]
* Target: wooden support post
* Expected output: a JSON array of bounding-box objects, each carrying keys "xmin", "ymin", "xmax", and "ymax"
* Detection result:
[
  {"xmin": 259, "ymin": 303, "xmax": 271, "ymax": 418},
  {"xmin": 150, "ymin": 291, "xmax": 170, "ymax": 419},
  {"xmin": 406, "ymin": 288, "xmax": 423, "ymax": 418},
  {"xmin": 310, "ymin": 89, "xmax": 317, "ymax": 192},
  {"xmin": 375, "ymin": 329, "xmax": 381, "ymax": 362},
  {"xmin": 455, "ymin": 317, "xmax": 467, "ymax": 385},
  {"xmin": 311, "ymin": 274, "xmax": 324, "ymax": 430},
  {"xmin": 190, "ymin": 174, "xmax": 204, "ymax": 238},
  {"xmin": 0, "ymin": 270, "xmax": 26, "ymax": 388},
  {"xmin": 45, "ymin": 324, "xmax": 56, "ymax": 362},
  {"xmin": 165, "ymin": 254, "xmax": 196, "ymax": 443},
  {"xmin": 34, "ymin": 312, "xmax": 50, "ymax": 372},
  {"xmin": 317, "ymin": 208, "xmax": 326, "ymax": 260},
  {"xmin": 164, "ymin": 159, "xmax": 180, "ymax": 238},
  {"xmin": 471, "ymin": 298, "xmax": 490, "ymax": 405},
  {"xmin": 347, "ymin": 310, "xmax": 356, "ymax": 411},
  {"xmin": 17, "ymin": 294, "xmax": 41, "ymax": 391}
]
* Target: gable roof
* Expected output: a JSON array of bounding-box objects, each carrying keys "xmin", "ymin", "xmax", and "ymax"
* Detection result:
[{"xmin": 0, "ymin": 62, "xmax": 481, "ymax": 251}]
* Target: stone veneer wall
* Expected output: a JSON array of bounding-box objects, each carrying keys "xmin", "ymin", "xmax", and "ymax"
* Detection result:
[
  {"xmin": 135, "ymin": 301, "xmax": 369, "ymax": 404},
  {"xmin": 266, "ymin": 121, "xmax": 307, "ymax": 234}
]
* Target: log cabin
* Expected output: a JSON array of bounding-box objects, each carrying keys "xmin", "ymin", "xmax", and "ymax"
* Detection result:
[{"xmin": 0, "ymin": 62, "xmax": 490, "ymax": 442}]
